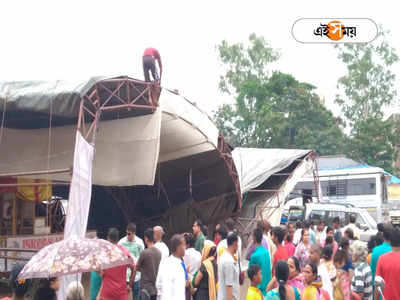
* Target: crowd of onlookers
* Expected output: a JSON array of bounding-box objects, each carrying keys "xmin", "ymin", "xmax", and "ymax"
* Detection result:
[
  {"xmin": 243, "ymin": 216, "xmax": 400, "ymax": 300},
  {"xmin": 2, "ymin": 215, "xmax": 400, "ymax": 300}
]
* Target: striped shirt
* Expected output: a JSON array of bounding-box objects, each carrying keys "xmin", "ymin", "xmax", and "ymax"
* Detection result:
[{"xmin": 351, "ymin": 261, "xmax": 373, "ymax": 300}]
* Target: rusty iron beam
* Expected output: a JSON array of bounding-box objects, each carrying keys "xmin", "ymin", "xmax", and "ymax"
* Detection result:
[
  {"xmin": 100, "ymin": 104, "xmax": 156, "ymax": 111},
  {"xmin": 0, "ymin": 256, "xmax": 30, "ymax": 261},
  {"xmin": 0, "ymin": 168, "xmax": 71, "ymax": 178},
  {"xmin": 0, "ymin": 248, "xmax": 37, "ymax": 253},
  {"xmin": 0, "ymin": 182, "xmax": 69, "ymax": 187}
]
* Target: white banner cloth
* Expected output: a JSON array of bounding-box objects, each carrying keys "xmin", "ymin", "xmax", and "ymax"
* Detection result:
[{"xmin": 59, "ymin": 131, "xmax": 94, "ymax": 299}]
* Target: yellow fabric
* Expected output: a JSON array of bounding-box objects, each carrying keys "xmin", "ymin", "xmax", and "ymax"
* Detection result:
[
  {"xmin": 217, "ymin": 246, "xmax": 226, "ymax": 259},
  {"xmin": 203, "ymin": 260, "xmax": 216, "ymax": 300},
  {"xmin": 333, "ymin": 276, "xmax": 344, "ymax": 300},
  {"xmin": 246, "ymin": 286, "xmax": 263, "ymax": 300},
  {"xmin": 202, "ymin": 240, "xmax": 216, "ymax": 262},
  {"xmin": 201, "ymin": 240, "xmax": 217, "ymax": 300},
  {"xmin": 16, "ymin": 178, "xmax": 52, "ymax": 202},
  {"xmin": 302, "ymin": 281, "xmax": 325, "ymax": 300},
  {"xmin": 217, "ymin": 246, "xmax": 238, "ymax": 261}
]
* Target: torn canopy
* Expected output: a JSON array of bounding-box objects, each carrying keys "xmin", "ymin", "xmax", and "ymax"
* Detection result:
[
  {"xmin": 232, "ymin": 148, "xmax": 312, "ymax": 194},
  {"xmin": 234, "ymin": 148, "xmax": 314, "ymax": 234},
  {"xmin": 0, "ymin": 83, "xmax": 219, "ymax": 187},
  {"xmin": 0, "ymin": 76, "xmax": 241, "ymax": 234}
]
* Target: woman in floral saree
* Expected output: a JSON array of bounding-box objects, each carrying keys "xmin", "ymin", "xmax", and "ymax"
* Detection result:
[{"xmin": 294, "ymin": 229, "xmax": 311, "ymax": 270}]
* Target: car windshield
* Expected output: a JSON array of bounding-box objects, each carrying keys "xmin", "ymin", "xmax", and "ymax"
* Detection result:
[{"xmin": 288, "ymin": 207, "xmax": 303, "ymax": 221}]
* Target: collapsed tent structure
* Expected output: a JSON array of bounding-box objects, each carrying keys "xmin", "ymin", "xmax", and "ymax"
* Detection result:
[
  {"xmin": 0, "ymin": 76, "xmax": 241, "ymax": 237},
  {"xmin": 232, "ymin": 148, "xmax": 317, "ymax": 241},
  {"xmin": 0, "ymin": 75, "xmax": 320, "ymax": 243}
]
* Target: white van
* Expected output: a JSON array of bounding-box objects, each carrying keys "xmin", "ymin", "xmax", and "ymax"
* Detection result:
[{"xmin": 287, "ymin": 203, "xmax": 377, "ymax": 242}]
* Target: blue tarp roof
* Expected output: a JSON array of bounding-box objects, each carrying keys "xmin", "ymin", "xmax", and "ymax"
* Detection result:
[
  {"xmin": 317, "ymin": 156, "xmax": 400, "ymax": 185},
  {"xmin": 319, "ymin": 163, "xmax": 372, "ymax": 171},
  {"xmin": 386, "ymin": 172, "xmax": 400, "ymax": 185}
]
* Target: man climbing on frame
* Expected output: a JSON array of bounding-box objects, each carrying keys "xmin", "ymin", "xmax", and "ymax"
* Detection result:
[{"xmin": 143, "ymin": 47, "xmax": 162, "ymax": 82}]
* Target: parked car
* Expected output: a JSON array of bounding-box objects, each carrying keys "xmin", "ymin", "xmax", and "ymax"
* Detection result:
[{"xmin": 287, "ymin": 203, "xmax": 377, "ymax": 242}]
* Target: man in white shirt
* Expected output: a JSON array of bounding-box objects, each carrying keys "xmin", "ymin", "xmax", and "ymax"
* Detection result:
[
  {"xmin": 118, "ymin": 223, "xmax": 144, "ymax": 300},
  {"xmin": 293, "ymin": 221, "xmax": 303, "ymax": 245},
  {"xmin": 310, "ymin": 244, "xmax": 333, "ymax": 299},
  {"xmin": 153, "ymin": 226, "xmax": 170, "ymax": 259},
  {"xmin": 262, "ymin": 220, "xmax": 276, "ymax": 258},
  {"xmin": 183, "ymin": 233, "xmax": 201, "ymax": 279},
  {"xmin": 217, "ymin": 221, "xmax": 242, "ymax": 260},
  {"xmin": 315, "ymin": 220, "xmax": 326, "ymax": 245},
  {"xmin": 343, "ymin": 214, "xmax": 361, "ymax": 240},
  {"xmin": 217, "ymin": 236, "xmax": 242, "ymax": 261},
  {"xmin": 218, "ymin": 232, "xmax": 240, "ymax": 300},
  {"xmin": 156, "ymin": 234, "xmax": 186, "ymax": 300}
]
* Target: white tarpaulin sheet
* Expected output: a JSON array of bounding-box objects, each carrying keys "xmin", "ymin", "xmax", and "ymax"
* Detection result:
[
  {"xmin": 93, "ymin": 109, "xmax": 161, "ymax": 185},
  {"xmin": 0, "ymin": 89, "xmax": 220, "ymax": 186},
  {"xmin": 59, "ymin": 131, "xmax": 94, "ymax": 299},
  {"xmin": 64, "ymin": 131, "xmax": 94, "ymax": 237},
  {"xmin": 260, "ymin": 155, "xmax": 315, "ymax": 226},
  {"xmin": 159, "ymin": 90, "xmax": 219, "ymax": 162},
  {"xmin": 232, "ymin": 148, "xmax": 311, "ymax": 194},
  {"xmin": 0, "ymin": 111, "xmax": 161, "ymax": 186}
]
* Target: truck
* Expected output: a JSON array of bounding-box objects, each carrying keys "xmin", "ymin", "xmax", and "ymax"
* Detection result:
[{"xmin": 291, "ymin": 164, "xmax": 388, "ymax": 223}]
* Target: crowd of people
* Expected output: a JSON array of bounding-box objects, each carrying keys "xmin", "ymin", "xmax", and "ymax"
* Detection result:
[
  {"xmin": 242, "ymin": 216, "xmax": 400, "ymax": 300},
  {"xmin": 2, "ymin": 215, "xmax": 400, "ymax": 300}
]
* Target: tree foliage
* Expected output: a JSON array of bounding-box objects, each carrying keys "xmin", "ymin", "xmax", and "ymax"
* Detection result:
[
  {"xmin": 217, "ymin": 33, "xmax": 280, "ymax": 95},
  {"xmin": 215, "ymin": 32, "xmax": 400, "ymax": 173},
  {"xmin": 335, "ymin": 27, "xmax": 399, "ymax": 173},
  {"xmin": 335, "ymin": 29, "xmax": 398, "ymax": 124},
  {"xmin": 214, "ymin": 34, "xmax": 347, "ymax": 155},
  {"xmin": 347, "ymin": 117, "xmax": 398, "ymax": 172}
]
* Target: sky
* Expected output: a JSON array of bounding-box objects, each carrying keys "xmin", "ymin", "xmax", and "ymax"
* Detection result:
[{"xmin": 0, "ymin": 0, "xmax": 399, "ymax": 119}]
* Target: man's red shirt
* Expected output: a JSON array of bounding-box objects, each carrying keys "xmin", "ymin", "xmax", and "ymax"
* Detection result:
[
  {"xmin": 143, "ymin": 48, "xmax": 161, "ymax": 61},
  {"xmin": 143, "ymin": 48, "xmax": 162, "ymax": 74},
  {"xmin": 273, "ymin": 245, "xmax": 289, "ymax": 274},
  {"xmin": 101, "ymin": 245, "xmax": 134, "ymax": 300},
  {"xmin": 376, "ymin": 251, "xmax": 400, "ymax": 300}
]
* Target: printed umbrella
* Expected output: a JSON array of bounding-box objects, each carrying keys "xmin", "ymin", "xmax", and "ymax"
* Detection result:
[{"xmin": 18, "ymin": 235, "xmax": 133, "ymax": 279}]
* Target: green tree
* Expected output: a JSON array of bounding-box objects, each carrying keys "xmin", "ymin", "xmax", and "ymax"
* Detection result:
[
  {"xmin": 215, "ymin": 34, "xmax": 347, "ymax": 155},
  {"xmin": 335, "ymin": 28, "xmax": 398, "ymax": 124},
  {"xmin": 335, "ymin": 27, "xmax": 399, "ymax": 172},
  {"xmin": 347, "ymin": 117, "xmax": 397, "ymax": 172},
  {"xmin": 218, "ymin": 33, "xmax": 280, "ymax": 95}
]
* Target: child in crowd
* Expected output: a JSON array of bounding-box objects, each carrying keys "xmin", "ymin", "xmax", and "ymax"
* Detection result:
[{"xmin": 246, "ymin": 264, "xmax": 263, "ymax": 300}]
